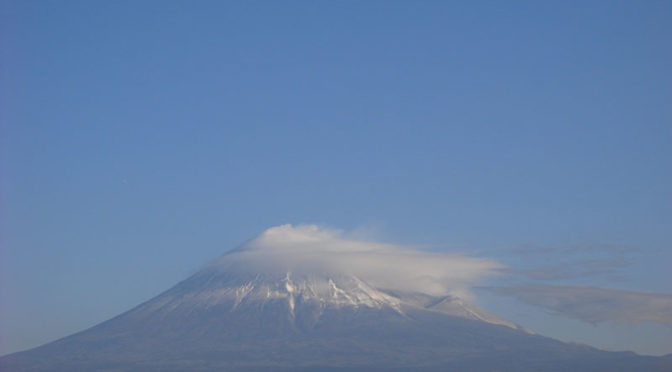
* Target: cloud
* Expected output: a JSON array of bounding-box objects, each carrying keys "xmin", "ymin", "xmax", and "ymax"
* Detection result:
[
  {"xmin": 503, "ymin": 256, "xmax": 630, "ymax": 282},
  {"xmin": 511, "ymin": 243, "xmax": 633, "ymax": 256},
  {"xmin": 484, "ymin": 285, "xmax": 672, "ymax": 325},
  {"xmin": 505, "ymin": 244, "xmax": 632, "ymax": 282},
  {"xmin": 211, "ymin": 224, "xmax": 503, "ymax": 298}
]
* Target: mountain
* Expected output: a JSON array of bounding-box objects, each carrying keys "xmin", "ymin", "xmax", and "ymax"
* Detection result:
[{"xmin": 2, "ymin": 226, "xmax": 671, "ymax": 372}]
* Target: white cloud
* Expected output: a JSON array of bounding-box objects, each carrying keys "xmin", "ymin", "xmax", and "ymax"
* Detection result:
[{"xmin": 211, "ymin": 224, "xmax": 503, "ymax": 298}]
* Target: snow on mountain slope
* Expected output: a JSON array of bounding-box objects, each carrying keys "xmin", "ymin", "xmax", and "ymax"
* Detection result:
[
  {"xmin": 129, "ymin": 226, "xmax": 519, "ymax": 329},
  {"xmin": 4, "ymin": 225, "xmax": 668, "ymax": 372},
  {"xmin": 121, "ymin": 225, "xmax": 522, "ymax": 331}
]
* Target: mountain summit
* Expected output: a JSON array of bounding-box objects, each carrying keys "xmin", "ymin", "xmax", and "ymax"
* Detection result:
[{"xmin": 2, "ymin": 225, "xmax": 670, "ymax": 371}]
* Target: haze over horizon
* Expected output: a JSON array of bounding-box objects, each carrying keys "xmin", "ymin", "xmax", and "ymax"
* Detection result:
[{"xmin": 1, "ymin": 0, "xmax": 671, "ymax": 360}]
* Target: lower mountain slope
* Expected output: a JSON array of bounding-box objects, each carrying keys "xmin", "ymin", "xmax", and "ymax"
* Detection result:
[{"xmin": 2, "ymin": 269, "xmax": 670, "ymax": 372}]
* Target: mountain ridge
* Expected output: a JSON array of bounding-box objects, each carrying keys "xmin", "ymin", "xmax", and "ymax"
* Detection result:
[
  {"xmin": 3, "ymin": 266, "xmax": 670, "ymax": 371},
  {"xmin": 2, "ymin": 225, "xmax": 671, "ymax": 371}
]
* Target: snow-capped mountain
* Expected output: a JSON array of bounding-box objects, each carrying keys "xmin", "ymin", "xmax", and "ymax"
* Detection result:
[
  {"xmin": 1, "ymin": 225, "xmax": 670, "ymax": 371},
  {"xmin": 137, "ymin": 265, "xmax": 520, "ymax": 331}
]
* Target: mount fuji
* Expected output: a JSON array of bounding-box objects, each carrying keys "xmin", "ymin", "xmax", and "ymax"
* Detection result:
[{"xmin": 2, "ymin": 225, "xmax": 670, "ymax": 372}]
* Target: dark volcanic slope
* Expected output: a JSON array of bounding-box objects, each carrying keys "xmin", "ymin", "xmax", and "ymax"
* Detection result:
[{"xmin": 2, "ymin": 267, "xmax": 671, "ymax": 372}]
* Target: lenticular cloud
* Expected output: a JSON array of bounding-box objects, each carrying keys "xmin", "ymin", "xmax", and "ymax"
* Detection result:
[{"xmin": 212, "ymin": 224, "xmax": 502, "ymax": 298}]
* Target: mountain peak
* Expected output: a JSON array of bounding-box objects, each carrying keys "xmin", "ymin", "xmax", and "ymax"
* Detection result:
[
  {"xmin": 210, "ymin": 224, "xmax": 502, "ymax": 300},
  {"xmin": 3, "ymin": 226, "xmax": 670, "ymax": 371},
  {"xmin": 150, "ymin": 224, "xmax": 510, "ymax": 327}
]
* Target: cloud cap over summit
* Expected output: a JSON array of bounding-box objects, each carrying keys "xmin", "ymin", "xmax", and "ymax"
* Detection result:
[{"xmin": 210, "ymin": 224, "xmax": 502, "ymax": 298}]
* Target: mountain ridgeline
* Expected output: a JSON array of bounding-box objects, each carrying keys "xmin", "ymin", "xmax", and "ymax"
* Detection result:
[{"xmin": 2, "ymin": 227, "xmax": 671, "ymax": 371}]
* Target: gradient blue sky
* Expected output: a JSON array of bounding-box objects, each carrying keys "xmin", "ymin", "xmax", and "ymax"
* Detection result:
[{"xmin": 1, "ymin": 0, "xmax": 671, "ymax": 356}]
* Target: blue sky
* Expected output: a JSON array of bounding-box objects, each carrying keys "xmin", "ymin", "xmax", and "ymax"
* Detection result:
[{"xmin": 1, "ymin": 0, "xmax": 671, "ymax": 356}]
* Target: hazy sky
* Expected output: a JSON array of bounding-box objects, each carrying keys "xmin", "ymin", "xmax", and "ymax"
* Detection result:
[{"xmin": 1, "ymin": 0, "xmax": 671, "ymax": 356}]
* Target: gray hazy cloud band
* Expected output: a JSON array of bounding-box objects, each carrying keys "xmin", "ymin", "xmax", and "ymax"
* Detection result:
[
  {"xmin": 484, "ymin": 285, "xmax": 672, "ymax": 325},
  {"xmin": 502, "ymin": 256, "xmax": 630, "ymax": 281},
  {"xmin": 505, "ymin": 244, "xmax": 632, "ymax": 282}
]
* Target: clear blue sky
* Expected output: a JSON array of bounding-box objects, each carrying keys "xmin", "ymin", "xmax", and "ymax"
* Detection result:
[{"xmin": 1, "ymin": 0, "xmax": 671, "ymax": 356}]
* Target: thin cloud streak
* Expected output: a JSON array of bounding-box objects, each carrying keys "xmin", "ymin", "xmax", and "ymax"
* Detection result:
[
  {"xmin": 484, "ymin": 285, "xmax": 672, "ymax": 325},
  {"xmin": 502, "ymin": 256, "xmax": 630, "ymax": 281},
  {"xmin": 503, "ymin": 243, "xmax": 632, "ymax": 282}
]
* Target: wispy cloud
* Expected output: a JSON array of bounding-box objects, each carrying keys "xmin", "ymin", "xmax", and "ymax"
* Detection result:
[
  {"xmin": 502, "ymin": 256, "xmax": 630, "ymax": 281},
  {"xmin": 484, "ymin": 285, "xmax": 672, "ymax": 325},
  {"xmin": 212, "ymin": 224, "xmax": 503, "ymax": 299},
  {"xmin": 504, "ymin": 243, "xmax": 632, "ymax": 282},
  {"xmin": 510, "ymin": 243, "xmax": 633, "ymax": 257}
]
